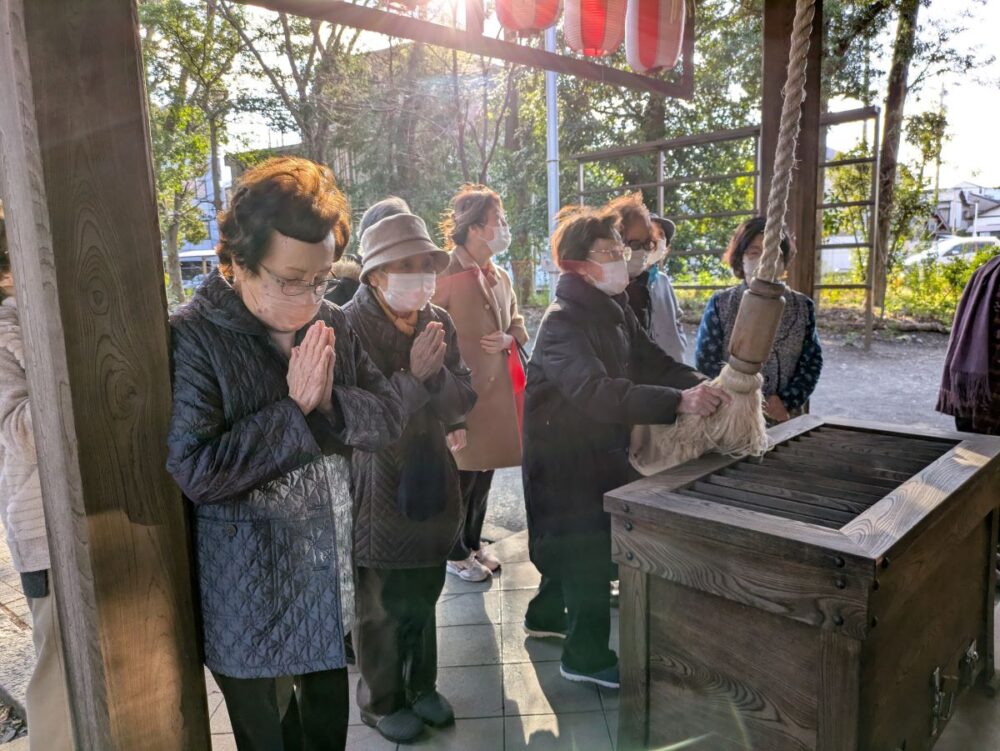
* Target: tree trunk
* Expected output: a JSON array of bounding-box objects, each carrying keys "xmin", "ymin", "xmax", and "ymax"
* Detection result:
[
  {"xmin": 510, "ymin": 258, "xmax": 534, "ymax": 305},
  {"xmin": 209, "ymin": 115, "xmax": 224, "ymax": 216},
  {"xmin": 165, "ymin": 192, "xmax": 186, "ymax": 304},
  {"xmin": 873, "ymin": 0, "xmax": 919, "ymax": 308}
]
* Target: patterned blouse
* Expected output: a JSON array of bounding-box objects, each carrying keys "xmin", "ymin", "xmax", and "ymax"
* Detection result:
[{"xmin": 695, "ymin": 284, "xmax": 823, "ymax": 411}]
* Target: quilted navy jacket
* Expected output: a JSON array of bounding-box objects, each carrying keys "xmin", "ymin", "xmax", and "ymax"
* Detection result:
[{"xmin": 166, "ymin": 271, "xmax": 405, "ymax": 678}]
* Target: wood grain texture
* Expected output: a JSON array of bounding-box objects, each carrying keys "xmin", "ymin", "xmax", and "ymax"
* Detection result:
[
  {"xmin": 817, "ymin": 631, "xmax": 860, "ymax": 751},
  {"xmin": 646, "ymin": 577, "xmax": 819, "ymax": 751},
  {"xmin": 859, "ymin": 519, "xmax": 989, "ymax": 750},
  {"xmin": 618, "ymin": 565, "xmax": 650, "ymax": 751},
  {"xmin": 843, "ymin": 434, "xmax": 1000, "ymax": 559},
  {"xmin": 0, "ymin": 1, "xmax": 210, "ymax": 747},
  {"xmin": 982, "ymin": 509, "xmax": 998, "ymax": 686},
  {"xmin": 612, "ymin": 516, "xmax": 872, "ymax": 639}
]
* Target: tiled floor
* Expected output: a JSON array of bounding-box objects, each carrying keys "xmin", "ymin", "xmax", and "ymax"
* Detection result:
[
  {"xmin": 205, "ymin": 531, "xmax": 621, "ymax": 750},
  {"xmin": 2, "ymin": 528, "xmax": 999, "ymax": 749}
]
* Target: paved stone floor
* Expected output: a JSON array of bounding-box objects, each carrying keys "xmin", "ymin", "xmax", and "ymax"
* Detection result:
[{"xmin": 2, "ymin": 528, "xmax": 1000, "ymax": 748}]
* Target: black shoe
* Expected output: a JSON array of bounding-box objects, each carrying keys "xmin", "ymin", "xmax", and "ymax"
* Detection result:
[
  {"xmin": 560, "ymin": 662, "xmax": 620, "ymax": 689},
  {"xmin": 523, "ymin": 617, "xmax": 567, "ymax": 640},
  {"xmin": 361, "ymin": 707, "xmax": 425, "ymax": 744},
  {"xmin": 411, "ymin": 691, "xmax": 455, "ymax": 728}
]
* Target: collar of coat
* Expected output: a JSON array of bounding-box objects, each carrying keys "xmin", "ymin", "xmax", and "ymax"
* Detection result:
[
  {"xmin": 189, "ymin": 270, "xmax": 324, "ymax": 337},
  {"xmin": 554, "ymin": 272, "xmax": 629, "ymax": 324}
]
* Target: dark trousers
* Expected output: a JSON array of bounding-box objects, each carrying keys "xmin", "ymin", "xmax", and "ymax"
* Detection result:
[
  {"xmin": 212, "ymin": 668, "xmax": 349, "ymax": 751},
  {"xmin": 525, "ymin": 572, "xmax": 617, "ymax": 674},
  {"xmin": 355, "ymin": 565, "xmax": 446, "ymax": 716},
  {"xmin": 449, "ymin": 469, "xmax": 495, "ymax": 560}
]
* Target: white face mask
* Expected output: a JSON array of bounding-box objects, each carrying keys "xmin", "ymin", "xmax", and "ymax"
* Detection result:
[
  {"xmin": 381, "ymin": 272, "xmax": 436, "ymax": 312},
  {"xmin": 590, "ymin": 260, "xmax": 630, "ymax": 296},
  {"xmin": 485, "ymin": 225, "xmax": 511, "ymax": 255},
  {"xmin": 743, "ymin": 258, "xmax": 759, "ymax": 281},
  {"xmin": 627, "ymin": 251, "xmax": 648, "ymax": 279},
  {"xmin": 647, "ymin": 238, "xmax": 668, "ymax": 268}
]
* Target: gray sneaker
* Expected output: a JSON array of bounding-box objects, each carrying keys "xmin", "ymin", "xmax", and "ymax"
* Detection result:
[
  {"xmin": 361, "ymin": 707, "xmax": 425, "ymax": 744},
  {"xmin": 411, "ymin": 691, "xmax": 455, "ymax": 728},
  {"xmin": 446, "ymin": 553, "xmax": 492, "ymax": 582}
]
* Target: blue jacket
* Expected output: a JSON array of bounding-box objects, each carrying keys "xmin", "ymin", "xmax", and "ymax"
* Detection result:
[{"xmin": 166, "ymin": 272, "xmax": 404, "ymax": 678}]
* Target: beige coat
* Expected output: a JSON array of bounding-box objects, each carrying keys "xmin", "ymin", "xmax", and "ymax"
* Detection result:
[{"xmin": 433, "ymin": 247, "xmax": 528, "ymax": 470}]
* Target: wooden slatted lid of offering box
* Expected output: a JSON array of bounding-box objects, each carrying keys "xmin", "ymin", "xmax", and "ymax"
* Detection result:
[{"xmin": 606, "ymin": 415, "xmax": 1000, "ymax": 751}]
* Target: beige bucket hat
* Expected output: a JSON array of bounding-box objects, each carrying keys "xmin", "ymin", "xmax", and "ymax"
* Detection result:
[{"xmin": 359, "ymin": 213, "xmax": 450, "ymax": 283}]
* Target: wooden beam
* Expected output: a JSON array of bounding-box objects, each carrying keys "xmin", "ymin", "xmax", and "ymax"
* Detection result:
[
  {"xmin": 238, "ymin": 0, "xmax": 694, "ymax": 98},
  {"xmin": 759, "ymin": 0, "xmax": 822, "ymax": 297},
  {"xmin": 0, "ymin": 1, "xmax": 210, "ymax": 748}
]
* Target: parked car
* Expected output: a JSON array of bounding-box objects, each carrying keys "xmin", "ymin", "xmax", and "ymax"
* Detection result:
[{"xmin": 902, "ymin": 236, "xmax": 1000, "ymax": 267}]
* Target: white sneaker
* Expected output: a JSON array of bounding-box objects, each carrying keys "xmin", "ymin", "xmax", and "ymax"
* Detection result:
[
  {"xmin": 446, "ymin": 554, "xmax": 492, "ymax": 582},
  {"xmin": 474, "ymin": 546, "xmax": 502, "ymax": 573}
]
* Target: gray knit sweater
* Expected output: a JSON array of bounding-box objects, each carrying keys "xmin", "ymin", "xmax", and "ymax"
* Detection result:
[{"xmin": 0, "ymin": 297, "xmax": 49, "ymax": 573}]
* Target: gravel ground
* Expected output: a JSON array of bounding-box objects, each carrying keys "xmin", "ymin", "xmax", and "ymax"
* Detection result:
[{"xmin": 483, "ymin": 319, "xmax": 953, "ymax": 538}]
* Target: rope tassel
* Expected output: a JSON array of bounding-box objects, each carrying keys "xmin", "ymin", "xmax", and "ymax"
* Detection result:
[{"xmin": 629, "ymin": 0, "xmax": 816, "ymax": 477}]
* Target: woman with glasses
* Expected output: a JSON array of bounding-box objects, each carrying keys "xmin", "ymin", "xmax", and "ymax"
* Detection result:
[
  {"xmin": 343, "ymin": 212, "xmax": 477, "ymax": 744},
  {"xmin": 521, "ymin": 206, "xmax": 726, "ymax": 689},
  {"xmin": 433, "ymin": 184, "xmax": 529, "ymax": 582},
  {"xmin": 166, "ymin": 157, "xmax": 405, "ymax": 751},
  {"xmin": 695, "ymin": 217, "xmax": 823, "ymax": 423}
]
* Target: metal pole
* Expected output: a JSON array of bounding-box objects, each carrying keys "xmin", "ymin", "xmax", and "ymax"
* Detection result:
[{"xmin": 545, "ymin": 25, "xmax": 560, "ymax": 303}]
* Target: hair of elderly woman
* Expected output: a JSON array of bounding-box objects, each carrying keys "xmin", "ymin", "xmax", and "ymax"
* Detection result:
[
  {"xmin": 602, "ymin": 191, "xmax": 650, "ymax": 229},
  {"xmin": 550, "ymin": 205, "xmax": 621, "ymax": 270},
  {"xmin": 724, "ymin": 216, "xmax": 793, "ymax": 280},
  {"xmin": 359, "ymin": 196, "xmax": 411, "ymax": 239},
  {"xmin": 439, "ymin": 184, "xmax": 503, "ymax": 250},
  {"xmin": 216, "ymin": 157, "xmax": 351, "ymax": 277}
]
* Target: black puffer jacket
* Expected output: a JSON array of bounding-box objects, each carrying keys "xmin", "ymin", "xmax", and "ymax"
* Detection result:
[
  {"xmin": 166, "ymin": 271, "xmax": 405, "ymax": 678},
  {"xmin": 522, "ymin": 272, "xmax": 705, "ymax": 576},
  {"xmin": 344, "ymin": 285, "xmax": 477, "ymax": 568}
]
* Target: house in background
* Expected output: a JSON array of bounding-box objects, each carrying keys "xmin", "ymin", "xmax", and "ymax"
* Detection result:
[{"xmin": 928, "ymin": 182, "xmax": 1000, "ymax": 238}]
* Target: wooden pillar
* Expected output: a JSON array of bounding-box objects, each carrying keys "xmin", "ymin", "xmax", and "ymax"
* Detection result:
[
  {"xmin": 0, "ymin": 1, "xmax": 210, "ymax": 748},
  {"xmin": 759, "ymin": 0, "xmax": 823, "ymax": 297}
]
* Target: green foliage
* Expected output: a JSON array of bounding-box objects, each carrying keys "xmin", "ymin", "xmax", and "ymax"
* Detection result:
[{"xmin": 887, "ymin": 248, "xmax": 1000, "ymax": 321}]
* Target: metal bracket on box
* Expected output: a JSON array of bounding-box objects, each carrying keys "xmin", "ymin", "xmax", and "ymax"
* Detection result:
[{"xmin": 931, "ymin": 641, "xmax": 979, "ymax": 736}]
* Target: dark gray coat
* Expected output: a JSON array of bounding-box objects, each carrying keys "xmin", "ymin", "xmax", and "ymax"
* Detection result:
[
  {"xmin": 344, "ymin": 285, "xmax": 477, "ymax": 568},
  {"xmin": 522, "ymin": 273, "xmax": 705, "ymax": 577},
  {"xmin": 166, "ymin": 271, "xmax": 404, "ymax": 678}
]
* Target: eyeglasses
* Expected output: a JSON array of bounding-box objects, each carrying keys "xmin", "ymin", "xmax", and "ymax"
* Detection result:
[
  {"xmin": 260, "ymin": 264, "xmax": 337, "ymax": 298},
  {"xmin": 624, "ymin": 238, "xmax": 657, "ymax": 253},
  {"xmin": 588, "ymin": 245, "xmax": 632, "ymax": 262}
]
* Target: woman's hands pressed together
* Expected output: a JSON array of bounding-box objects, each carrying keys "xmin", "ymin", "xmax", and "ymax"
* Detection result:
[
  {"xmin": 287, "ymin": 321, "xmax": 336, "ymax": 415},
  {"xmin": 677, "ymin": 382, "xmax": 732, "ymax": 417},
  {"xmin": 410, "ymin": 321, "xmax": 447, "ymax": 382}
]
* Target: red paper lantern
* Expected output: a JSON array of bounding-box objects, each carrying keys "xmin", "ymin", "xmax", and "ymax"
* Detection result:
[
  {"xmin": 497, "ymin": 0, "xmax": 561, "ymax": 33},
  {"xmin": 625, "ymin": 0, "xmax": 686, "ymax": 74},
  {"xmin": 564, "ymin": 0, "xmax": 627, "ymax": 57}
]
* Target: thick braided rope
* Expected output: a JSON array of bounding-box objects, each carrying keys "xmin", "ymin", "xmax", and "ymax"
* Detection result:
[{"xmin": 758, "ymin": 0, "xmax": 817, "ymax": 283}]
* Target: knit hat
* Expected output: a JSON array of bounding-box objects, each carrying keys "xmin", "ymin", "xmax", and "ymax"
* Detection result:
[
  {"xmin": 359, "ymin": 213, "xmax": 449, "ymax": 283},
  {"xmin": 649, "ymin": 214, "xmax": 676, "ymax": 245}
]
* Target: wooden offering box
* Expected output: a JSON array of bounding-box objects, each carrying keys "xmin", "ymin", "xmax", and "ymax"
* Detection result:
[{"xmin": 607, "ymin": 416, "xmax": 1000, "ymax": 751}]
